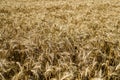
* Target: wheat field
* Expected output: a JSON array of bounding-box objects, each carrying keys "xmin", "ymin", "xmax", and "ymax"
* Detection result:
[{"xmin": 0, "ymin": 0, "xmax": 120, "ymax": 80}]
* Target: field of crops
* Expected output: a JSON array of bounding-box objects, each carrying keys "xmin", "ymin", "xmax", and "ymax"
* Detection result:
[{"xmin": 0, "ymin": 0, "xmax": 120, "ymax": 80}]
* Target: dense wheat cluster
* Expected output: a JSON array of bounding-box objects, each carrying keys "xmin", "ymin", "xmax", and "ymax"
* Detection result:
[{"xmin": 0, "ymin": 0, "xmax": 120, "ymax": 80}]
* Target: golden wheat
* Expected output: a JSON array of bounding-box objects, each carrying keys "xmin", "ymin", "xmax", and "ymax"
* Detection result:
[{"xmin": 0, "ymin": 0, "xmax": 120, "ymax": 80}]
